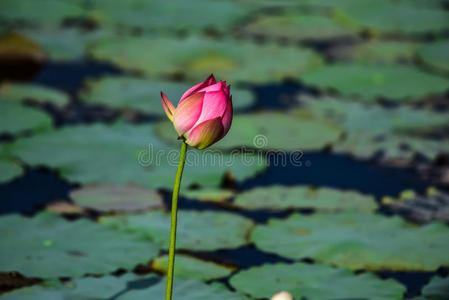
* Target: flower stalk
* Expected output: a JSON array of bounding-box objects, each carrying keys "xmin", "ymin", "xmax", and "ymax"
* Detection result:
[
  {"xmin": 161, "ymin": 74, "xmax": 233, "ymax": 299},
  {"xmin": 165, "ymin": 141, "xmax": 188, "ymax": 300}
]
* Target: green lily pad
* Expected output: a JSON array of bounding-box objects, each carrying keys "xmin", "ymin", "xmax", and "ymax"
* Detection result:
[
  {"xmin": 0, "ymin": 83, "xmax": 69, "ymax": 106},
  {"xmin": 182, "ymin": 188, "xmax": 235, "ymax": 204},
  {"xmin": 299, "ymin": 96, "xmax": 449, "ymax": 134},
  {"xmin": 152, "ymin": 254, "xmax": 233, "ymax": 281},
  {"xmin": 230, "ymin": 262, "xmax": 406, "ymax": 299},
  {"xmin": 297, "ymin": 96, "xmax": 449, "ymax": 160},
  {"xmin": 335, "ymin": 134, "xmax": 449, "ymax": 162},
  {"xmin": 331, "ymin": 40, "xmax": 421, "ymax": 63},
  {"xmin": 10, "ymin": 123, "xmax": 265, "ymax": 189},
  {"xmin": 0, "ymin": 273, "xmax": 249, "ymax": 300},
  {"xmin": 334, "ymin": 0, "xmax": 449, "ymax": 35},
  {"xmin": 418, "ymin": 40, "xmax": 449, "ymax": 73},
  {"xmin": 251, "ymin": 212, "xmax": 449, "ymax": 271},
  {"xmin": 20, "ymin": 29, "xmax": 113, "ymax": 61},
  {"xmin": 86, "ymin": 0, "xmax": 251, "ymax": 33},
  {"xmin": 90, "ymin": 35, "xmax": 323, "ymax": 84},
  {"xmin": 419, "ymin": 275, "xmax": 449, "ymax": 300},
  {"xmin": 79, "ymin": 76, "xmax": 254, "ymax": 113},
  {"xmin": 301, "ymin": 63, "xmax": 449, "ymax": 101},
  {"xmin": 233, "ymin": 185, "xmax": 377, "ymax": 212},
  {"xmin": 0, "ymin": 213, "xmax": 159, "ymax": 278},
  {"xmin": 70, "ymin": 184, "xmax": 164, "ymax": 213},
  {"xmin": 396, "ymin": 0, "xmax": 447, "ymax": 9},
  {"xmin": 156, "ymin": 112, "xmax": 342, "ymax": 151},
  {"xmin": 242, "ymin": 13, "xmax": 355, "ymax": 41},
  {"xmin": 0, "ymin": 0, "xmax": 85, "ymax": 27},
  {"xmin": 0, "ymin": 101, "xmax": 52, "ymax": 135},
  {"xmin": 0, "ymin": 159, "xmax": 23, "ymax": 183},
  {"xmin": 100, "ymin": 210, "xmax": 254, "ymax": 251}
]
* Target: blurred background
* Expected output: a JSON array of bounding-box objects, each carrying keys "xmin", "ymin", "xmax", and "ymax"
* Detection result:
[{"xmin": 0, "ymin": 0, "xmax": 449, "ymax": 299}]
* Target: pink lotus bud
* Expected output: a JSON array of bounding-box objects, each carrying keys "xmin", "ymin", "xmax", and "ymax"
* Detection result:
[{"xmin": 161, "ymin": 74, "xmax": 233, "ymax": 150}]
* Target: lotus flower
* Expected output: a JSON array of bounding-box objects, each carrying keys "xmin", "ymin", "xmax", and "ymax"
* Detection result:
[{"xmin": 161, "ymin": 74, "xmax": 233, "ymax": 149}]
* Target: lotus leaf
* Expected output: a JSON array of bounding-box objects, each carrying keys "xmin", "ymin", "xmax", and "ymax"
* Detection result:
[
  {"xmin": 251, "ymin": 212, "xmax": 449, "ymax": 270},
  {"xmin": 10, "ymin": 123, "xmax": 265, "ymax": 188},
  {"xmin": 243, "ymin": 13, "xmax": 355, "ymax": 41},
  {"xmin": 0, "ymin": 159, "xmax": 23, "ymax": 183},
  {"xmin": 0, "ymin": 0, "xmax": 84, "ymax": 27},
  {"xmin": 233, "ymin": 185, "xmax": 377, "ymax": 212},
  {"xmin": 0, "ymin": 273, "xmax": 249, "ymax": 300},
  {"xmin": 418, "ymin": 40, "xmax": 449, "ymax": 73},
  {"xmin": 230, "ymin": 262, "xmax": 406, "ymax": 299},
  {"xmin": 0, "ymin": 213, "xmax": 158, "ymax": 278},
  {"xmin": 0, "ymin": 101, "xmax": 52, "ymax": 135},
  {"xmin": 100, "ymin": 210, "xmax": 254, "ymax": 251},
  {"xmin": 0, "ymin": 83, "xmax": 69, "ymax": 106},
  {"xmin": 85, "ymin": 0, "xmax": 252, "ymax": 33},
  {"xmin": 70, "ymin": 184, "xmax": 164, "ymax": 213},
  {"xmin": 301, "ymin": 63, "xmax": 449, "ymax": 101},
  {"xmin": 90, "ymin": 35, "xmax": 323, "ymax": 84},
  {"xmin": 334, "ymin": 0, "xmax": 449, "ymax": 35}
]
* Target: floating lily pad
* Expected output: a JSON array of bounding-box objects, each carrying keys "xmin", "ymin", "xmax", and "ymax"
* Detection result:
[
  {"xmin": 182, "ymin": 188, "xmax": 235, "ymax": 204},
  {"xmin": 10, "ymin": 123, "xmax": 265, "ymax": 189},
  {"xmin": 334, "ymin": 0, "xmax": 449, "ymax": 35},
  {"xmin": 335, "ymin": 133, "xmax": 449, "ymax": 162},
  {"xmin": 301, "ymin": 63, "xmax": 449, "ymax": 101},
  {"xmin": 156, "ymin": 112, "xmax": 342, "ymax": 151},
  {"xmin": 0, "ymin": 273, "xmax": 249, "ymax": 300},
  {"xmin": 218, "ymin": 112, "xmax": 342, "ymax": 151},
  {"xmin": 90, "ymin": 35, "xmax": 323, "ymax": 84},
  {"xmin": 0, "ymin": 101, "xmax": 52, "ymax": 135},
  {"xmin": 151, "ymin": 254, "xmax": 233, "ymax": 281},
  {"xmin": 251, "ymin": 212, "xmax": 449, "ymax": 271},
  {"xmin": 233, "ymin": 185, "xmax": 377, "ymax": 212},
  {"xmin": 100, "ymin": 210, "xmax": 254, "ymax": 251},
  {"xmin": 0, "ymin": 159, "xmax": 23, "ymax": 183},
  {"xmin": 86, "ymin": 0, "xmax": 251, "ymax": 33},
  {"xmin": 331, "ymin": 40, "xmax": 421, "ymax": 63},
  {"xmin": 299, "ymin": 96, "xmax": 449, "ymax": 134},
  {"xmin": 20, "ymin": 29, "xmax": 113, "ymax": 61},
  {"xmin": 297, "ymin": 96, "xmax": 449, "ymax": 160},
  {"xmin": 0, "ymin": 83, "xmax": 69, "ymax": 106},
  {"xmin": 381, "ymin": 188, "xmax": 448, "ymax": 226},
  {"xmin": 419, "ymin": 275, "xmax": 449, "ymax": 300},
  {"xmin": 0, "ymin": 213, "xmax": 158, "ymax": 278},
  {"xmin": 418, "ymin": 40, "xmax": 449, "ymax": 73},
  {"xmin": 230, "ymin": 262, "xmax": 406, "ymax": 300},
  {"xmin": 0, "ymin": 32, "xmax": 44, "ymax": 63},
  {"xmin": 79, "ymin": 76, "xmax": 254, "ymax": 113},
  {"xmin": 70, "ymin": 184, "xmax": 164, "ymax": 213},
  {"xmin": 0, "ymin": 0, "xmax": 85, "ymax": 27},
  {"xmin": 397, "ymin": 0, "xmax": 447, "ymax": 9},
  {"xmin": 242, "ymin": 13, "xmax": 355, "ymax": 41}
]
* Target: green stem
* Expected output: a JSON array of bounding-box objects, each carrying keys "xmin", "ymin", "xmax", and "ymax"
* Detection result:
[{"xmin": 165, "ymin": 141, "xmax": 187, "ymax": 300}]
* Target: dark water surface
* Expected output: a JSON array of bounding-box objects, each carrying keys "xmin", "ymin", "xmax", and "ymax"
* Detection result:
[
  {"xmin": 33, "ymin": 60, "xmax": 121, "ymax": 94},
  {"xmin": 241, "ymin": 152, "xmax": 437, "ymax": 198},
  {"xmin": 0, "ymin": 168, "xmax": 73, "ymax": 215}
]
